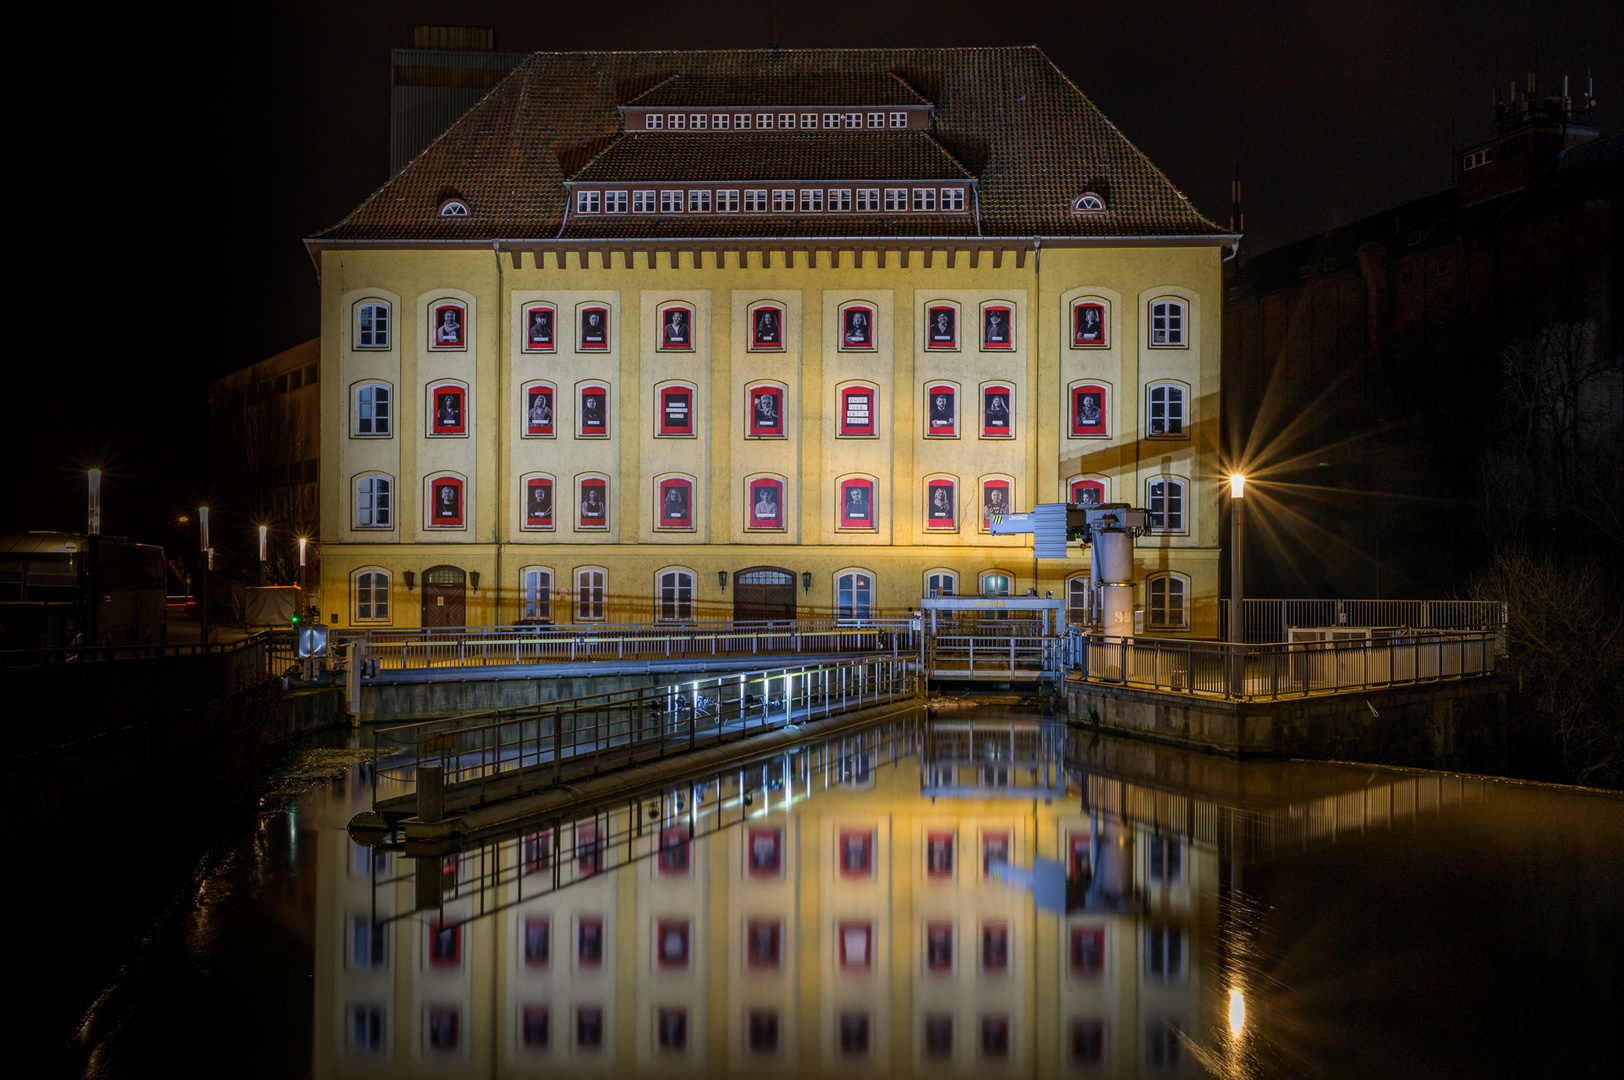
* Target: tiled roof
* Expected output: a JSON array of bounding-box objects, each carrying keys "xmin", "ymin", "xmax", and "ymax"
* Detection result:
[
  {"xmin": 313, "ymin": 47, "xmax": 1226, "ymax": 243},
  {"xmin": 625, "ymin": 63, "xmax": 930, "ymax": 108},
  {"xmin": 568, "ymin": 132, "xmax": 973, "ymax": 183}
]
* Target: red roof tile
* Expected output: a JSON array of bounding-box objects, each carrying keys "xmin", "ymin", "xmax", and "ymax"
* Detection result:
[{"xmin": 568, "ymin": 132, "xmax": 973, "ymax": 183}]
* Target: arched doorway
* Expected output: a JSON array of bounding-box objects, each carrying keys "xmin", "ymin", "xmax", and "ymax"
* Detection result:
[
  {"xmin": 421, "ymin": 565, "xmax": 466, "ymax": 628},
  {"xmin": 733, "ymin": 566, "xmax": 796, "ymax": 623}
]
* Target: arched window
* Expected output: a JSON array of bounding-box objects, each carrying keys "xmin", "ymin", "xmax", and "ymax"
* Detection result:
[
  {"xmin": 1147, "ymin": 383, "xmax": 1186, "ymax": 437},
  {"xmin": 575, "ymin": 568, "xmax": 606, "ymax": 621},
  {"xmin": 1149, "ymin": 299, "xmax": 1186, "ymax": 347},
  {"xmin": 658, "ymin": 569, "xmax": 695, "ymax": 622},
  {"xmin": 1147, "ymin": 573, "xmax": 1189, "ymax": 629},
  {"xmin": 353, "ymin": 383, "xmax": 391, "ymax": 437},
  {"xmin": 355, "ymin": 301, "xmax": 390, "ymax": 349},
  {"xmin": 1148, "ymin": 478, "xmax": 1186, "ymax": 534},
  {"xmin": 1067, "ymin": 575, "xmax": 1093, "ymax": 625},
  {"xmin": 924, "ymin": 569, "xmax": 957, "ymax": 598},
  {"xmin": 1071, "ymin": 193, "xmax": 1106, "ymax": 214},
  {"xmin": 979, "ymin": 571, "xmax": 1014, "ymax": 597},
  {"xmin": 353, "ymin": 568, "xmax": 390, "ymax": 623},
  {"xmin": 438, "ymin": 197, "xmax": 469, "ymax": 217},
  {"xmin": 354, "ymin": 475, "xmax": 392, "ymax": 529},
  {"xmin": 836, "ymin": 570, "xmax": 873, "ymax": 621},
  {"xmin": 520, "ymin": 568, "xmax": 552, "ymax": 623}
]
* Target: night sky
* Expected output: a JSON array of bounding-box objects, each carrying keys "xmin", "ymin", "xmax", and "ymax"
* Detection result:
[{"xmin": 14, "ymin": 0, "xmax": 1618, "ymax": 547}]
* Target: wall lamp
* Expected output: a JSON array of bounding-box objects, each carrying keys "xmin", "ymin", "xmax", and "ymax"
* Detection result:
[
  {"xmin": 470, "ymin": 571, "xmax": 481, "ymax": 591},
  {"xmin": 717, "ymin": 570, "xmax": 728, "ymax": 589},
  {"xmin": 404, "ymin": 570, "xmax": 416, "ymax": 592},
  {"xmin": 802, "ymin": 572, "xmax": 813, "ymax": 592}
]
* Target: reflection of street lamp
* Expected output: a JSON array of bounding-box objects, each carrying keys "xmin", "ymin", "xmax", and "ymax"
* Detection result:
[
  {"xmin": 87, "ymin": 470, "xmax": 101, "ymax": 536},
  {"xmin": 258, "ymin": 525, "xmax": 268, "ymax": 586},
  {"xmin": 1229, "ymin": 475, "xmax": 1246, "ymax": 697}
]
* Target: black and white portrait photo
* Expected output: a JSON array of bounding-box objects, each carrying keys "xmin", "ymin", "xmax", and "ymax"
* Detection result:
[
  {"xmin": 843, "ymin": 483, "xmax": 871, "ymax": 523},
  {"xmin": 928, "ymin": 483, "xmax": 954, "ymax": 522},
  {"xmin": 580, "ymin": 307, "xmax": 607, "ymax": 348},
  {"xmin": 434, "ymin": 389, "xmax": 462, "ymax": 430},
  {"xmin": 579, "ymin": 484, "xmax": 606, "ymax": 522},
  {"xmin": 842, "ymin": 305, "xmax": 873, "ymax": 348},
  {"xmin": 927, "ymin": 306, "xmax": 956, "ymax": 347},
  {"xmin": 526, "ymin": 306, "xmax": 553, "ymax": 348},
  {"xmin": 983, "ymin": 484, "xmax": 1009, "ymax": 523},
  {"xmin": 433, "ymin": 482, "xmax": 460, "ymax": 521},
  {"xmin": 1075, "ymin": 390, "xmax": 1103, "ymax": 430},
  {"xmin": 752, "ymin": 306, "xmax": 781, "ymax": 348},
  {"xmin": 526, "ymin": 389, "xmax": 553, "ymax": 432},
  {"xmin": 752, "ymin": 482, "xmax": 780, "ymax": 526},
  {"xmin": 433, "ymin": 305, "xmax": 464, "ymax": 347},
  {"xmin": 983, "ymin": 389, "xmax": 1011, "ymax": 433},
  {"xmin": 662, "ymin": 390, "xmax": 690, "ymax": 434},
  {"xmin": 661, "ymin": 483, "xmax": 690, "ymax": 524},
  {"xmin": 580, "ymin": 391, "xmax": 606, "ymax": 431},
  {"xmin": 1074, "ymin": 302, "xmax": 1105, "ymax": 346},
  {"xmin": 843, "ymin": 390, "xmax": 873, "ymax": 434},
  {"xmin": 928, "ymin": 390, "xmax": 955, "ymax": 433},
  {"xmin": 526, "ymin": 481, "xmax": 552, "ymax": 522},
  {"xmin": 1073, "ymin": 483, "xmax": 1102, "ymax": 507},
  {"xmin": 753, "ymin": 390, "xmax": 778, "ymax": 428},
  {"xmin": 661, "ymin": 307, "xmax": 691, "ymax": 349},
  {"xmin": 983, "ymin": 306, "xmax": 1011, "ymax": 348}
]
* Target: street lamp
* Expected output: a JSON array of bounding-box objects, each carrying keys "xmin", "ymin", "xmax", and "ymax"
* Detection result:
[
  {"xmin": 87, "ymin": 470, "xmax": 101, "ymax": 536},
  {"xmin": 1228, "ymin": 475, "xmax": 1246, "ymax": 696},
  {"xmin": 258, "ymin": 525, "xmax": 268, "ymax": 586}
]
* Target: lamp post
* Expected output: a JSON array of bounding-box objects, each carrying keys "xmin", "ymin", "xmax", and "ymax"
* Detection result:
[
  {"xmin": 1228, "ymin": 474, "xmax": 1246, "ymax": 696},
  {"xmin": 258, "ymin": 525, "xmax": 268, "ymax": 586},
  {"xmin": 86, "ymin": 471, "xmax": 102, "ymax": 649},
  {"xmin": 199, "ymin": 507, "xmax": 213, "ymax": 647}
]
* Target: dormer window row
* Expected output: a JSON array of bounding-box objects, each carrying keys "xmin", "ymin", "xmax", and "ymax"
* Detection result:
[
  {"xmin": 624, "ymin": 106, "xmax": 927, "ymax": 133},
  {"xmin": 571, "ymin": 183, "xmax": 971, "ymax": 216}
]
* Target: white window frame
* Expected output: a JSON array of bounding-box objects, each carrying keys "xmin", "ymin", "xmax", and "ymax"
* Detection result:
[
  {"xmin": 979, "ymin": 570, "xmax": 1014, "ymax": 597},
  {"xmin": 1146, "ymin": 832, "xmax": 1184, "ymax": 882},
  {"xmin": 799, "ymin": 189, "xmax": 822, "ymax": 212},
  {"xmin": 912, "ymin": 188, "xmax": 936, "ymax": 211},
  {"xmin": 354, "ymin": 474, "xmax": 392, "ymax": 529},
  {"xmin": 941, "ymin": 188, "xmax": 965, "ymax": 211},
  {"xmin": 884, "ymin": 188, "xmax": 907, "ymax": 211},
  {"xmin": 660, "ymin": 191, "xmax": 682, "ymax": 213},
  {"xmin": 356, "ymin": 301, "xmax": 390, "ymax": 349},
  {"xmin": 520, "ymin": 567, "xmax": 553, "ymax": 623},
  {"xmin": 924, "ymin": 569, "xmax": 958, "ymax": 599},
  {"xmin": 1145, "ymin": 926, "xmax": 1185, "ymax": 979},
  {"xmin": 866, "ymin": 112, "xmax": 884, "ymax": 128},
  {"xmin": 353, "ymin": 567, "xmax": 391, "ymax": 623},
  {"xmin": 576, "ymin": 190, "xmax": 600, "ymax": 214},
  {"xmin": 657, "ymin": 568, "xmax": 696, "ymax": 622},
  {"xmin": 691, "ymin": 113, "xmax": 707, "ymax": 130},
  {"xmin": 843, "ymin": 112, "xmax": 861, "ymax": 128},
  {"xmin": 1147, "ymin": 573, "xmax": 1189, "ymax": 629},
  {"xmin": 771, "ymin": 189, "xmax": 793, "ymax": 212},
  {"xmin": 668, "ymin": 113, "xmax": 684, "ymax": 129},
  {"xmin": 827, "ymin": 189, "xmax": 851, "ymax": 212},
  {"xmin": 757, "ymin": 113, "xmax": 772, "ymax": 129},
  {"xmin": 744, "ymin": 190, "xmax": 767, "ymax": 212},
  {"xmin": 823, "ymin": 113, "xmax": 838, "ymax": 129},
  {"xmin": 632, "ymin": 190, "xmax": 656, "ymax": 213},
  {"xmin": 717, "ymin": 190, "xmax": 740, "ymax": 213},
  {"xmin": 713, "ymin": 113, "xmax": 729, "ymax": 129},
  {"xmin": 855, "ymin": 189, "xmax": 879, "ymax": 211},
  {"xmin": 688, "ymin": 190, "xmax": 711, "ymax": 213},
  {"xmin": 889, "ymin": 111, "xmax": 907, "ymax": 128},
  {"xmin": 1147, "ymin": 383, "xmax": 1187, "ymax": 438},
  {"xmin": 801, "ymin": 113, "xmax": 816, "ymax": 128},
  {"xmin": 1067, "ymin": 575, "xmax": 1093, "ymax": 626},
  {"xmin": 1147, "ymin": 478, "xmax": 1186, "ymax": 534},
  {"xmin": 575, "ymin": 568, "xmax": 606, "ymax": 622},
  {"xmin": 604, "ymin": 190, "xmax": 627, "ymax": 213},
  {"xmin": 734, "ymin": 113, "xmax": 750, "ymax": 129},
  {"xmin": 1149, "ymin": 299, "xmax": 1187, "ymax": 347},
  {"xmin": 836, "ymin": 570, "xmax": 874, "ymax": 622},
  {"xmin": 646, "ymin": 113, "xmax": 663, "ymax": 130},
  {"xmin": 353, "ymin": 382, "xmax": 392, "ymax": 437}
]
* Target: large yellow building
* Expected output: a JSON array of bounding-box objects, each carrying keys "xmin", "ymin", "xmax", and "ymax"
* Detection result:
[{"xmin": 307, "ymin": 48, "xmax": 1233, "ymax": 634}]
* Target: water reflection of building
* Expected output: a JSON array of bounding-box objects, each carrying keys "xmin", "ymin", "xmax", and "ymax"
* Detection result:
[{"xmin": 317, "ymin": 719, "xmax": 1476, "ymax": 1077}]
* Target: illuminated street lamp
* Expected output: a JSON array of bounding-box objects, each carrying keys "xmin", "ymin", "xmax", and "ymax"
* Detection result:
[
  {"xmin": 258, "ymin": 525, "xmax": 268, "ymax": 586},
  {"xmin": 1229, "ymin": 474, "xmax": 1246, "ymax": 696},
  {"xmin": 87, "ymin": 470, "xmax": 101, "ymax": 536}
]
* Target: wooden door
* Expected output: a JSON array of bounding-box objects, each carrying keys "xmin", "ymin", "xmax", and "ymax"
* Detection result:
[
  {"xmin": 422, "ymin": 565, "xmax": 466, "ymax": 628},
  {"xmin": 733, "ymin": 566, "xmax": 796, "ymax": 623}
]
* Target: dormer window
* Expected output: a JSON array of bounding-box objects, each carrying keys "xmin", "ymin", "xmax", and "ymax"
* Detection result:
[
  {"xmin": 439, "ymin": 198, "xmax": 470, "ymax": 217},
  {"xmin": 1071, "ymin": 193, "xmax": 1106, "ymax": 215}
]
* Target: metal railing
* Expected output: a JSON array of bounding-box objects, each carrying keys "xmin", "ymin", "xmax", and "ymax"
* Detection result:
[
  {"xmin": 1069, "ymin": 630, "xmax": 1497, "ymax": 700},
  {"xmin": 369, "ymin": 655, "xmax": 919, "ymax": 818},
  {"xmin": 1218, "ymin": 599, "xmax": 1507, "ymax": 648},
  {"xmin": 925, "ymin": 633, "xmax": 1059, "ymax": 680},
  {"xmin": 341, "ymin": 618, "xmax": 918, "ymax": 673}
]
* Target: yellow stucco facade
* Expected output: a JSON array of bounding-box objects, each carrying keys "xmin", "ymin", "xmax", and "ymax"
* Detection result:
[{"xmin": 315, "ymin": 242, "xmax": 1223, "ymax": 633}]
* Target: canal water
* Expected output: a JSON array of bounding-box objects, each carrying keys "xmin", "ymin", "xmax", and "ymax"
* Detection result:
[{"xmin": 69, "ymin": 709, "xmax": 1622, "ymax": 1078}]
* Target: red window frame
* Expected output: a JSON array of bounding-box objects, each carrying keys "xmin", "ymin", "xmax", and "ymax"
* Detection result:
[
  {"xmin": 576, "ymin": 823, "xmax": 603, "ymax": 875},
  {"xmin": 428, "ymin": 918, "xmax": 462, "ymax": 969},
  {"xmin": 1069, "ymin": 925, "xmax": 1105, "ymax": 976},
  {"xmin": 1069, "ymin": 832, "xmax": 1092, "ymax": 881},
  {"xmin": 578, "ymin": 384, "xmax": 609, "ymax": 437},
  {"xmin": 981, "ymin": 304, "xmax": 1013, "ymax": 350},
  {"xmin": 924, "ymin": 384, "xmax": 957, "ymax": 437},
  {"xmin": 524, "ymin": 477, "xmax": 554, "ymax": 529},
  {"xmin": 749, "ymin": 303, "xmax": 785, "ymax": 350},
  {"xmin": 746, "ymin": 918, "xmax": 782, "ymax": 969},
  {"xmin": 839, "ymin": 478, "xmax": 875, "ymax": 529},
  {"xmin": 1069, "ymin": 478, "xmax": 1106, "ymax": 507},
  {"xmin": 925, "ymin": 478, "xmax": 956, "ymax": 530},
  {"xmin": 925, "ymin": 921, "xmax": 954, "ymax": 972},
  {"xmin": 521, "ymin": 830, "xmax": 551, "ymax": 876},
  {"xmin": 838, "ymin": 828, "xmax": 873, "ymax": 877},
  {"xmin": 839, "ymin": 302, "xmax": 876, "ymax": 350},
  {"xmin": 658, "ymin": 303, "xmax": 694, "ymax": 351},
  {"xmin": 523, "ymin": 382, "xmax": 555, "ymax": 437},
  {"xmin": 429, "ymin": 383, "xmax": 466, "ymax": 436},
  {"xmin": 925, "ymin": 830, "xmax": 955, "ymax": 878},
  {"xmin": 982, "ymin": 385, "xmax": 1013, "ymax": 438},
  {"xmin": 1072, "ymin": 300, "xmax": 1107, "ymax": 347},
  {"xmin": 981, "ymin": 921, "xmax": 1010, "ymax": 973},
  {"xmin": 657, "ymin": 826, "xmax": 690, "ymax": 875},
  {"xmin": 657, "ymin": 477, "xmax": 693, "ymax": 529},
  {"xmin": 838, "ymin": 921, "xmax": 873, "ymax": 971},
  {"xmin": 577, "ymin": 477, "xmax": 609, "ymax": 530},
  {"xmin": 982, "ymin": 830, "xmax": 1010, "ymax": 879},
  {"xmin": 578, "ymin": 305, "xmax": 610, "ymax": 350},
  {"xmin": 747, "ymin": 826, "xmax": 782, "ymax": 876},
  {"xmin": 1071, "ymin": 384, "xmax": 1108, "ymax": 437},
  {"xmin": 747, "ymin": 384, "xmax": 784, "ymax": 437},
  {"xmin": 522, "ymin": 1005, "xmax": 550, "ymax": 1049},
  {"xmin": 428, "ymin": 476, "xmax": 464, "ymax": 528},
  {"xmin": 523, "ymin": 916, "xmax": 550, "ymax": 968},
  {"xmin": 522, "ymin": 302, "xmax": 556, "ymax": 352},
  {"xmin": 576, "ymin": 917, "xmax": 605, "ymax": 967},
  {"xmin": 925, "ymin": 304, "xmax": 958, "ymax": 350},
  {"xmin": 981, "ymin": 479, "xmax": 1012, "ymax": 529},
  {"xmin": 655, "ymin": 919, "xmax": 690, "ymax": 969},
  {"xmin": 657, "ymin": 385, "xmax": 694, "ymax": 436},
  {"xmin": 747, "ymin": 478, "xmax": 785, "ymax": 530},
  {"xmin": 839, "ymin": 385, "xmax": 877, "ymax": 437},
  {"xmin": 429, "ymin": 301, "xmax": 466, "ymax": 350}
]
